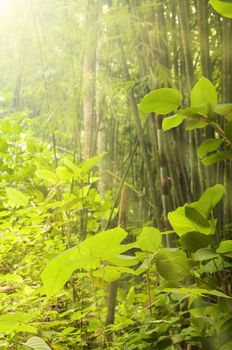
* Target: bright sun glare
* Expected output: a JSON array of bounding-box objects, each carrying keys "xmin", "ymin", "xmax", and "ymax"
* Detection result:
[{"xmin": 0, "ymin": 0, "xmax": 9, "ymax": 11}]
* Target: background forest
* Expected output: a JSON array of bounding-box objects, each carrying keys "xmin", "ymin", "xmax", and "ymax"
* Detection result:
[{"xmin": 0, "ymin": 0, "xmax": 232, "ymax": 349}]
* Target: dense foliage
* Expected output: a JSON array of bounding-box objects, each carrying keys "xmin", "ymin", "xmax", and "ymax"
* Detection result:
[{"xmin": 0, "ymin": 0, "xmax": 232, "ymax": 349}]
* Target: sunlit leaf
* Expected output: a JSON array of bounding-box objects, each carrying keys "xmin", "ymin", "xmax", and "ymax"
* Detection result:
[
  {"xmin": 36, "ymin": 170, "xmax": 59, "ymax": 184},
  {"xmin": 80, "ymin": 152, "xmax": 107, "ymax": 175},
  {"xmin": 216, "ymin": 240, "xmax": 232, "ymax": 254},
  {"xmin": 139, "ymin": 88, "xmax": 183, "ymax": 114},
  {"xmin": 137, "ymin": 227, "xmax": 162, "ymax": 253},
  {"xmin": 6, "ymin": 187, "xmax": 29, "ymax": 207},
  {"xmin": 162, "ymin": 114, "xmax": 186, "ymax": 131},
  {"xmin": 180, "ymin": 232, "xmax": 212, "ymax": 253},
  {"xmin": 191, "ymin": 77, "xmax": 217, "ymax": 115},
  {"xmin": 210, "ymin": 0, "xmax": 232, "ymax": 18},
  {"xmin": 25, "ymin": 336, "xmax": 51, "ymax": 350}
]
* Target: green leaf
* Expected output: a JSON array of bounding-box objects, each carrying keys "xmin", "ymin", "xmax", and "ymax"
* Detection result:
[
  {"xmin": 56, "ymin": 166, "xmax": 73, "ymax": 182},
  {"xmin": 62, "ymin": 159, "xmax": 81, "ymax": 178},
  {"xmin": 107, "ymin": 255, "xmax": 139, "ymax": 267},
  {"xmin": 198, "ymin": 138, "xmax": 223, "ymax": 158},
  {"xmin": 36, "ymin": 170, "xmax": 58, "ymax": 184},
  {"xmin": 201, "ymin": 151, "xmax": 232, "ymax": 165},
  {"xmin": 191, "ymin": 77, "xmax": 217, "ymax": 115},
  {"xmin": 168, "ymin": 206, "xmax": 213, "ymax": 236},
  {"xmin": 137, "ymin": 227, "xmax": 162, "ymax": 253},
  {"xmin": 191, "ymin": 184, "xmax": 225, "ymax": 217},
  {"xmin": 185, "ymin": 118, "xmax": 208, "ymax": 131},
  {"xmin": 216, "ymin": 103, "xmax": 232, "ymax": 120},
  {"xmin": 139, "ymin": 88, "xmax": 183, "ymax": 114},
  {"xmin": 225, "ymin": 121, "xmax": 232, "ymax": 143},
  {"xmin": 92, "ymin": 266, "xmax": 121, "ymax": 282},
  {"xmin": 179, "ymin": 105, "xmax": 207, "ymax": 117},
  {"xmin": 194, "ymin": 248, "xmax": 219, "ymax": 261},
  {"xmin": 180, "ymin": 232, "xmax": 212, "ymax": 253},
  {"xmin": 185, "ymin": 206, "xmax": 211, "ymax": 228},
  {"xmin": 0, "ymin": 312, "xmax": 34, "ymax": 333},
  {"xmin": 155, "ymin": 249, "xmax": 191, "ymax": 282},
  {"xmin": 210, "ymin": 0, "xmax": 232, "ymax": 18},
  {"xmin": 16, "ymin": 325, "xmax": 37, "ymax": 333},
  {"xmin": 162, "ymin": 114, "xmax": 186, "ymax": 131},
  {"xmin": 25, "ymin": 336, "xmax": 51, "ymax": 350},
  {"xmin": 41, "ymin": 227, "xmax": 130, "ymax": 297},
  {"xmin": 80, "ymin": 152, "xmax": 107, "ymax": 175},
  {"xmin": 216, "ymin": 240, "xmax": 232, "ymax": 254},
  {"xmin": 162, "ymin": 287, "xmax": 231, "ymax": 299},
  {"xmin": 6, "ymin": 187, "xmax": 29, "ymax": 208}
]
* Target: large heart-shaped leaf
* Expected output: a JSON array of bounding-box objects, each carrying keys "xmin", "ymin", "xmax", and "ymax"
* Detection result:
[{"xmin": 139, "ymin": 88, "xmax": 182, "ymax": 114}]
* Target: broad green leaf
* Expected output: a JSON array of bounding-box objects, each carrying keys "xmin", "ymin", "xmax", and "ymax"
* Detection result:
[
  {"xmin": 80, "ymin": 152, "xmax": 107, "ymax": 175},
  {"xmin": 155, "ymin": 249, "xmax": 191, "ymax": 282},
  {"xmin": 139, "ymin": 88, "xmax": 183, "ymax": 114},
  {"xmin": 194, "ymin": 248, "xmax": 219, "ymax": 261},
  {"xmin": 6, "ymin": 187, "xmax": 29, "ymax": 207},
  {"xmin": 198, "ymin": 138, "xmax": 223, "ymax": 158},
  {"xmin": 25, "ymin": 336, "xmax": 51, "ymax": 350},
  {"xmin": 162, "ymin": 114, "xmax": 186, "ymax": 131},
  {"xmin": 210, "ymin": 0, "xmax": 232, "ymax": 18},
  {"xmin": 168, "ymin": 205, "xmax": 213, "ymax": 236},
  {"xmin": 180, "ymin": 232, "xmax": 212, "ymax": 253},
  {"xmin": 93, "ymin": 266, "xmax": 133, "ymax": 283},
  {"xmin": 162, "ymin": 287, "xmax": 231, "ymax": 299},
  {"xmin": 190, "ymin": 184, "xmax": 225, "ymax": 218},
  {"xmin": 41, "ymin": 245, "xmax": 99, "ymax": 298},
  {"xmin": 225, "ymin": 121, "xmax": 232, "ymax": 143},
  {"xmin": 191, "ymin": 77, "xmax": 217, "ymax": 115},
  {"xmin": 36, "ymin": 170, "xmax": 58, "ymax": 184},
  {"xmin": 107, "ymin": 255, "xmax": 139, "ymax": 267},
  {"xmin": 216, "ymin": 240, "xmax": 232, "ymax": 254},
  {"xmin": 137, "ymin": 227, "xmax": 162, "ymax": 253},
  {"xmin": 81, "ymin": 227, "xmax": 128, "ymax": 258},
  {"xmin": 42, "ymin": 227, "xmax": 130, "ymax": 297}
]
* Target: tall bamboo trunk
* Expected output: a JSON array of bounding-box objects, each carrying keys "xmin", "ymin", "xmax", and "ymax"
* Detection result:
[{"xmin": 82, "ymin": 0, "xmax": 98, "ymax": 160}]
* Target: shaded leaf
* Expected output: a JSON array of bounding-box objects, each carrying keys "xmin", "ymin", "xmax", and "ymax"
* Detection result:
[
  {"xmin": 194, "ymin": 248, "xmax": 219, "ymax": 261},
  {"xmin": 155, "ymin": 249, "xmax": 191, "ymax": 282},
  {"xmin": 180, "ymin": 232, "xmax": 212, "ymax": 253}
]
